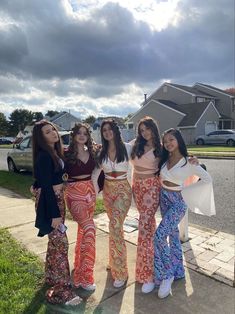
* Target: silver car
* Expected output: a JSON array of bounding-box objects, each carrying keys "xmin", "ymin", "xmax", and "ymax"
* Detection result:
[
  {"xmin": 7, "ymin": 131, "xmax": 70, "ymax": 172},
  {"xmin": 196, "ymin": 130, "xmax": 235, "ymax": 146}
]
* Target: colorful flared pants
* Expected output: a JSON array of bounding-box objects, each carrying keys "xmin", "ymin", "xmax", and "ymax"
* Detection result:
[
  {"xmin": 132, "ymin": 176, "xmax": 161, "ymax": 283},
  {"xmin": 64, "ymin": 180, "xmax": 96, "ymax": 287},
  {"xmin": 154, "ymin": 188, "xmax": 187, "ymax": 283},
  {"xmin": 35, "ymin": 189, "xmax": 75, "ymax": 304},
  {"xmin": 103, "ymin": 179, "xmax": 132, "ymax": 281}
]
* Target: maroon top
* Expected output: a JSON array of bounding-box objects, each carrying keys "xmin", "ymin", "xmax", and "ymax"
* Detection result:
[{"xmin": 65, "ymin": 155, "xmax": 96, "ymax": 177}]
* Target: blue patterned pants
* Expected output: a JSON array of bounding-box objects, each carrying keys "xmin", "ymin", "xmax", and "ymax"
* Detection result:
[{"xmin": 154, "ymin": 188, "xmax": 187, "ymax": 283}]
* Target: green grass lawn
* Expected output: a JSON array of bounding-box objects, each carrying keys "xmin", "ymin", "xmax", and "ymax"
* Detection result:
[
  {"xmin": 187, "ymin": 145, "xmax": 235, "ymax": 157},
  {"xmin": 0, "ymin": 170, "xmax": 105, "ymax": 215},
  {"xmin": 0, "ymin": 228, "xmax": 47, "ymax": 314},
  {"xmin": 0, "ymin": 171, "xmax": 34, "ymax": 199},
  {"xmin": 0, "ymin": 144, "xmax": 13, "ymax": 149},
  {"xmin": 187, "ymin": 145, "xmax": 235, "ymax": 152}
]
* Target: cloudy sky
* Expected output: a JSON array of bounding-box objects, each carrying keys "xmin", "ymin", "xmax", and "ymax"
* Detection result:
[{"xmin": 0, "ymin": 0, "xmax": 234, "ymax": 119}]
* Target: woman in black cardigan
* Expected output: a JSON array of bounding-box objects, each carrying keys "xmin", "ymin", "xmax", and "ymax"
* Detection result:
[{"xmin": 32, "ymin": 120, "xmax": 81, "ymax": 306}]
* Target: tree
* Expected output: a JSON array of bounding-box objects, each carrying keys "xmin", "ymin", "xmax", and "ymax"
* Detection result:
[
  {"xmin": 0, "ymin": 112, "xmax": 8, "ymax": 136},
  {"xmin": 45, "ymin": 110, "xmax": 59, "ymax": 118},
  {"xmin": 123, "ymin": 113, "xmax": 133, "ymax": 122},
  {"xmin": 33, "ymin": 112, "xmax": 44, "ymax": 121},
  {"xmin": 83, "ymin": 115, "xmax": 96, "ymax": 125},
  {"xmin": 8, "ymin": 109, "xmax": 34, "ymax": 136},
  {"xmin": 225, "ymin": 88, "xmax": 235, "ymax": 96}
]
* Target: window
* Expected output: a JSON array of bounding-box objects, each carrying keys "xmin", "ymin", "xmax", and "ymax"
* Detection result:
[
  {"xmin": 197, "ymin": 97, "xmax": 205, "ymax": 102},
  {"xmin": 19, "ymin": 137, "xmax": 30, "ymax": 149}
]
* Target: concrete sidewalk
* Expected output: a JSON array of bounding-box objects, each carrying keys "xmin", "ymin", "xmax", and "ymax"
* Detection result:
[{"xmin": 0, "ymin": 187, "xmax": 234, "ymax": 314}]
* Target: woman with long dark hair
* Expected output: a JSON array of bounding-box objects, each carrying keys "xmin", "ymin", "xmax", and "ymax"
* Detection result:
[
  {"xmin": 64, "ymin": 123, "xmax": 98, "ymax": 291},
  {"xmin": 32, "ymin": 120, "xmax": 81, "ymax": 305},
  {"xmin": 154, "ymin": 128, "xmax": 215, "ymax": 299},
  {"xmin": 96, "ymin": 119, "xmax": 132, "ymax": 288},
  {"xmin": 130, "ymin": 116, "xmax": 162, "ymax": 294}
]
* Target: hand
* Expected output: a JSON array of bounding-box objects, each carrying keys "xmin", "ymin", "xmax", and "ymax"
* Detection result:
[
  {"xmin": 51, "ymin": 217, "xmax": 62, "ymax": 229},
  {"xmin": 189, "ymin": 156, "xmax": 199, "ymax": 165},
  {"xmin": 30, "ymin": 185, "xmax": 36, "ymax": 196}
]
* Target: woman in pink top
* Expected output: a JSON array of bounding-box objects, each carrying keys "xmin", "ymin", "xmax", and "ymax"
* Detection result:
[{"xmin": 130, "ymin": 116, "xmax": 162, "ymax": 293}]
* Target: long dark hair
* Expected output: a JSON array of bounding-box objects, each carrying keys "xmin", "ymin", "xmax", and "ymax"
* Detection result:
[
  {"xmin": 65, "ymin": 123, "xmax": 97, "ymax": 165},
  {"xmin": 99, "ymin": 119, "xmax": 128, "ymax": 164},
  {"xmin": 157, "ymin": 128, "xmax": 188, "ymax": 175},
  {"xmin": 131, "ymin": 116, "xmax": 162, "ymax": 159},
  {"xmin": 32, "ymin": 120, "xmax": 64, "ymax": 174}
]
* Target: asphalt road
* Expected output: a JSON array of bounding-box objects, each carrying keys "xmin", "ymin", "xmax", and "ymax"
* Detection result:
[{"xmin": 0, "ymin": 149, "xmax": 234, "ymax": 234}]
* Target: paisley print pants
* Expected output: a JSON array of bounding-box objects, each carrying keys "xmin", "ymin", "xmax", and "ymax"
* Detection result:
[
  {"xmin": 133, "ymin": 176, "xmax": 161, "ymax": 283},
  {"xmin": 154, "ymin": 188, "xmax": 187, "ymax": 283},
  {"xmin": 103, "ymin": 179, "xmax": 132, "ymax": 281},
  {"xmin": 35, "ymin": 188, "xmax": 75, "ymax": 304}
]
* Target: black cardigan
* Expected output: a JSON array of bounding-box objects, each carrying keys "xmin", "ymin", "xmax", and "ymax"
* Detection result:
[{"xmin": 34, "ymin": 151, "xmax": 64, "ymax": 237}]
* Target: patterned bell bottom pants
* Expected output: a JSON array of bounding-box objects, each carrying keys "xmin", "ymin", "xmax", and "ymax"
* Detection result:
[
  {"xmin": 103, "ymin": 179, "xmax": 132, "ymax": 281},
  {"xmin": 132, "ymin": 176, "xmax": 161, "ymax": 283},
  {"xmin": 154, "ymin": 188, "xmax": 187, "ymax": 284},
  {"xmin": 64, "ymin": 180, "xmax": 96, "ymax": 287},
  {"xmin": 35, "ymin": 188, "xmax": 76, "ymax": 304}
]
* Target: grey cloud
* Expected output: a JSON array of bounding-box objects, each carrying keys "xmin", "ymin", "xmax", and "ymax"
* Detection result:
[{"xmin": 0, "ymin": 0, "xmax": 234, "ymax": 118}]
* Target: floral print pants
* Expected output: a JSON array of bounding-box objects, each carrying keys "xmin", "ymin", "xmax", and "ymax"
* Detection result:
[
  {"xmin": 154, "ymin": 188, "xmax": 187, "ymax": 283},
  {"xmin": 103, "ymin": 179, "xmax": 132, "ymax": 281},
  {"xmin": 133, "ymin": 176, "xmax": 161, "ymax": 283},
  {"xmin": 36, "ymin": 188, "xmax": 76, "ymax": 304},
  {"xmin": 64, "ymin": 180, "xmax": 96, "ymax": 287}
]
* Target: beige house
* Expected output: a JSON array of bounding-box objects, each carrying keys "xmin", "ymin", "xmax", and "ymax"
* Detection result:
[{"xmin": 127, "ymin": 82, "xmax": 233, "ymax": 144}]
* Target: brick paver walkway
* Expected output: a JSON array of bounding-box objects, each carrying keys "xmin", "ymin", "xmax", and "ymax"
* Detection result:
[{"xmin": 94, "ymin": 207, "xmax": 235, "ymax": 287}]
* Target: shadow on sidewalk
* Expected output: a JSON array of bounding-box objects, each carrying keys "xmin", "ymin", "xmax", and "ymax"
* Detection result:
[{"xmin": 92, "ymin": 269, "xmax": 125, "ymax": 314}]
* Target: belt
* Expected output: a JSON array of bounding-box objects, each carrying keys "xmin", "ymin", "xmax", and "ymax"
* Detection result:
[{"xmin": 67, "ymin": 176, "xmax": 92, "ymax": 182}]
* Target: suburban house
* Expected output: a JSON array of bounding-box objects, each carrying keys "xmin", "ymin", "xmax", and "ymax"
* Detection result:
[
  {"xmin": 91, "ymin": 116, "xmax": 134, "ymax": 144},
  {"xmin": 92, "ymin": 116, "xmax": 126, "ymax": 130},
  {"xmin": 46, "ymin": 111, "xmax": 81, "ymax": 130},
  {"xmin": 127, "ymin": 82, "xmax": 235, "ymax": 144}
]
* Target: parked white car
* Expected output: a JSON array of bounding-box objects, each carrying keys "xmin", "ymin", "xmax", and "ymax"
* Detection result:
[
  {"xmin": 196, "ymin": 130, "xmax": 235, "ymax": 146},
  {"xmin": 7, "ymin": 131, "xmax": 70, "ymax": 172}
]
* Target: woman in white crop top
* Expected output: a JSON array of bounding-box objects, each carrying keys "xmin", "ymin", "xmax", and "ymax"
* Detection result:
[
  {"xmin": 130, "ymin": 116, "xmax": 162, "ymax": 294},
  {"xmin": 97, "ymin": 119, "xmax": 132, "ymax": 288},
  {"xmin": 154, "ymin": 128, "xmax": 215, "ymax": 299}
]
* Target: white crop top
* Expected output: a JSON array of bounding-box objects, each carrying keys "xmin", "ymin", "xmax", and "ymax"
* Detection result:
[
  {"xmin": 160, "ymin": 157, "xmax": 216, "ymax": 216},
  {"xmin": 100, "ymin": 143, "xmax": 132, "ymax": 180}
]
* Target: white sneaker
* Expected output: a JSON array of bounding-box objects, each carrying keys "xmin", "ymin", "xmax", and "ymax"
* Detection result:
[
  {"xmin": 158, "ymin": 276, "xmax": 174, "ymax": 299},
  {"xmin": 113, "ymin": 279, "xmax": 126, "ymax": 288},
  {"xmin": 141, "ymin": 282, "xmax": 155, "ymax": 293},
  {"xmin": 81, "ymin": 283, "xmax": 96, "ymax": 291},
  {"xmin": 65, "ymin": 296, "xmax": 82, "ymax": 306}
]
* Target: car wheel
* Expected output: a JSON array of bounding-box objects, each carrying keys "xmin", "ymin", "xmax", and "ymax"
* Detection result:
[
  {"xmin": 7, "ymin": 158, "xmax": 18, "ymax": 172},
  {"xmin": 227, "ymin": 139, "xmax": 234, "ymax": 147},
  {"xmin": 196, "ymin": 139, "xmax": 204, "ymax": 145}
]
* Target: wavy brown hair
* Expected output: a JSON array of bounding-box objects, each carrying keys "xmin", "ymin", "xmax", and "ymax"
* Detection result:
[
  {"xmin": 65, "ymin": 123, "xmax": 97, "ymax": 165},
  {"xmin": 131, "ymin": 116, "xmax": 162, "ymax": 159},
  {"xmin": 98, "ymin": 119, "xmax": 128, "ymax": 164},
  {"xmin": 32, "ymin": 120, "xmax": 64, "ymax": 174}
]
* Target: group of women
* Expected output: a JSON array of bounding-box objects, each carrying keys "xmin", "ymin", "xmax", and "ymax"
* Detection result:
[{"xmin": 32, "ymin": 116, "xmax": 215, "ymax": 305}]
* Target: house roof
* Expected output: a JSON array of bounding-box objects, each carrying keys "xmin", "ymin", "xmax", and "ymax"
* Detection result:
[
  {"xmin": 194, "ymin": 83, "xmax": 234, "ymax": 98},
  {"xmin": 48, "ymin": 111, "xmax": 80, "ymax": 122},
  {"xmin": 168, "ymin": 83, "xmax": 215, "ymax": 98},
  {"xmin": 157, "ymin": 100, "xmax": 215, "ymax": 127}
]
